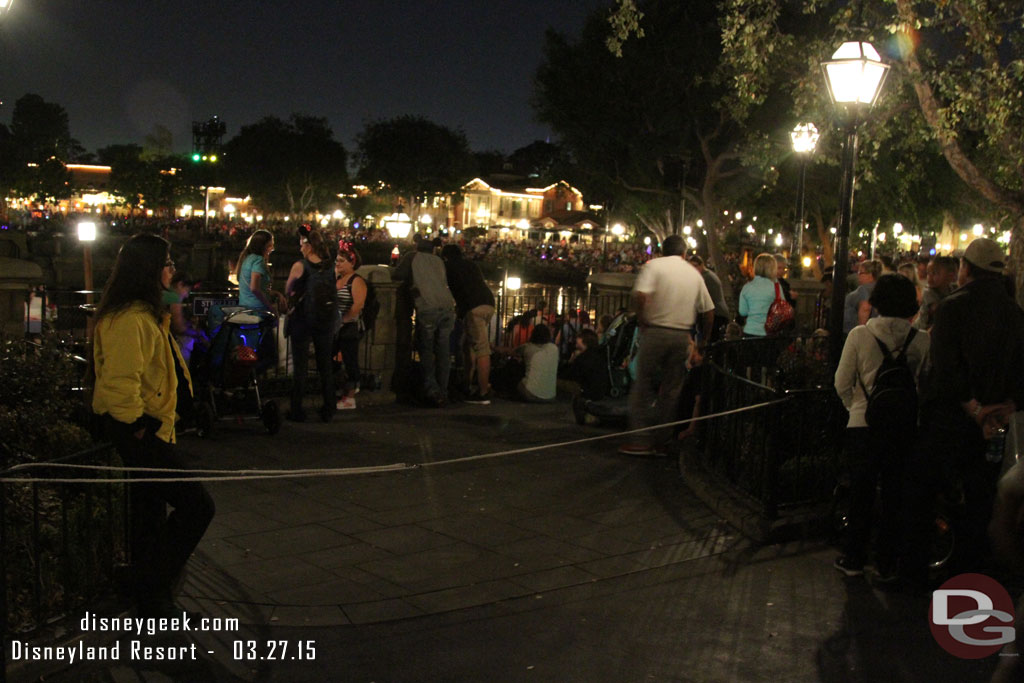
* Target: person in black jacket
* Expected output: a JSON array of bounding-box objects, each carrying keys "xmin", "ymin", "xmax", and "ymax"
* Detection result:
[
  {"xmin": 441, "ymin": 244, "xmax": 496, "ymax": 404},
  {"xmin": 903, "ymin": 238, "xmax": 1024, "ymax": 584}
]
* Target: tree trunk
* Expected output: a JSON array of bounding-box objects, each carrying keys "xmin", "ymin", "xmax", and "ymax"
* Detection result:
[{"xmin": 895, "ymin": 0, "xmax": 1024, "ymax": 306}]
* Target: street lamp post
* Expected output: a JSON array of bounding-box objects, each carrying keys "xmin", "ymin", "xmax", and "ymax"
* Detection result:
[
  {"xmin": 78, "ymin": 220, "xmax": 97, "ymax": 338},
  {"xmin": 821, "ymin": 39, "xmax": 890, "ymax": 366},
  {"xmin": 790, "ymin": 123, "xmax": 819, "ymax": 278}
]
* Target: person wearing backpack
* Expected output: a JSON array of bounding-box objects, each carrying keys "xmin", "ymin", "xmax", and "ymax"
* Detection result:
[
  {"xmin": 833, "ymin": 274, "xmax": 929, "ymax": 581},
  {"xmin": 333, "ymin": 243, "xmax": 367, "ymax": 410},
  {"xmin": 285, "ymin": 226, "xmax": 338, "ymax": 422}
]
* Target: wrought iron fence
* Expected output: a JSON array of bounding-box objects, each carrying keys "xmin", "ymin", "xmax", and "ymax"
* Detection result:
[
  {"xmin": 696, "ymin": 335, "xmax": 845, "ymax": 521},
  {"xmin": 1, "ymin": 444, "xmax": 129, "ymax": 644}
]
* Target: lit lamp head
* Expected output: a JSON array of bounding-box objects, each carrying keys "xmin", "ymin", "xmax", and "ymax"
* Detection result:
[
  {"xmin": 505, "ymin": 276, "xmax": 522, "ymax": 291},
  {"xmin": 790, "ymin": 123, "xmax": 820, "ymax": 154},
  {"xmin": 0, "ymin": 0, "xmax": 14, "ymax": 15},
  {"xmin": 77, "ymin": 221, "xmax": 97, "ymax": 243},
  {"xmin": 611, "ymin": 223, "xmax": 625, "ymax": 236},
  {"xmin": 821, "ymin": 41, "xmax": 890, "ymax": 111}
]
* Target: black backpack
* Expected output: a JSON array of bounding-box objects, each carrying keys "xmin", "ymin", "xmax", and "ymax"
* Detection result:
[
  {"xmin": 302, "ymin": 260, "xmax": 338, "ymax": 332},
  {"xmin": 859, "ymin": 328, "xmax": 919, "ymax": 432}
]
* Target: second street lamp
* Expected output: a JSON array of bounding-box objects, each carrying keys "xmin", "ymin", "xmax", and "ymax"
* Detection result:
[
  {"xmin": 821, "ymin": 39, "xmax": 890, "ymax": 365},
  {"xmin": 790, "ymin": 122, "xmax": 819, "ymax": 278}
]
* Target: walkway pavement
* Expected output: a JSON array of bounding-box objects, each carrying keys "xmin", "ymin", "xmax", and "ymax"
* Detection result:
[{"xmin": 9, "ymin": 393, "xmax": 1001, "ymax": 682}]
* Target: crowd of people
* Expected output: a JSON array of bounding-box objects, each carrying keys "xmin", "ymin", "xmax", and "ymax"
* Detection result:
[{"xmin": 77, "ymin": 211, "xmax": 1024, "ymax": 624}]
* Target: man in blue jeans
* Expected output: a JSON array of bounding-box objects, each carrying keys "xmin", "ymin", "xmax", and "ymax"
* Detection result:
[{"xmin": 394, "ymin": 236, "xmax": 456, "ymax": 406}]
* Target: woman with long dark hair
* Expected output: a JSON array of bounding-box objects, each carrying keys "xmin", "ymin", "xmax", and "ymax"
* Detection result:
[
  {"xmin": 234, "ymin": 229, "xmax": 286, "ymax": 312},
  {"xmin": 285, "ymin": 226, "xmax": 338, "ymax": 422},
  {"xmin": 92, "ymin": 234, "xmax": 215, "ymax": 618},
  {"xmin": 334, "ymin": 243, "xmax": 366, "ymax": 410}
]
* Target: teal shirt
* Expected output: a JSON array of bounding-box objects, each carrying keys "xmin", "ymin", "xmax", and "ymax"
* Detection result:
[
  {"xmin": 738, "ymin": 276, "xmax": 778, "ymax": 337},
  {"xmin": 239, "ymin": 254, "xmax": 271, "ymax": 310}
]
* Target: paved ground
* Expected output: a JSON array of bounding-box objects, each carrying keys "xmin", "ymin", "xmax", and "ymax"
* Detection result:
[{"xmin": 8, "ymin": 393, "xmax": 1001, "ymax": 682}]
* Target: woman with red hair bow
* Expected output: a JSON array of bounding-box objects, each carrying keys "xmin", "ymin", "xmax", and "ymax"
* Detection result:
[{"xmin": 333, "ymin": 242, "xmax": 367, "ymax": 409}]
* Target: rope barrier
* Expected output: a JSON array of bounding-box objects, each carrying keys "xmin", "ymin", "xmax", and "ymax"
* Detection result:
[{"xmin": 0, "ymin": 398, "xmax": 789, "ymax": 484}]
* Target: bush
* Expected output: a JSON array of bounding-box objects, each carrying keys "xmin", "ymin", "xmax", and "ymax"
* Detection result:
[
  {"xmin": 1, "ymin": 332, "xmax": 126, "ymax": 634},
  {"xmin": 0, "ymin": 332, "xmax": 93, "ymax": 469}
]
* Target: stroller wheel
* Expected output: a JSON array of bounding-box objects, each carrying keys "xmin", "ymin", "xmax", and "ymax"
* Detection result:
[
  {"xmin": 196, "ymin": 402, "xmax": 216, "ymax": 438},
  {"xmin": 261, "ymin": 400, "xmax": 281, "ymax": 435}
]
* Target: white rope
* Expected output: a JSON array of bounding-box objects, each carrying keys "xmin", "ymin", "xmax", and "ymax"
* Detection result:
[{"xmin": 0, "ymin": 398, "xmax": 788, "ymax": 484}]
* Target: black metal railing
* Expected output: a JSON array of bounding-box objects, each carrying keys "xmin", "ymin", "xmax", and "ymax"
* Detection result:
[
  {"xmin": 696, "ymin": 335, "xmax": 844, "ymax": 520},
  {"xmin": 1, "ymin": 444, "xmax": 129, "ymax": 645}
]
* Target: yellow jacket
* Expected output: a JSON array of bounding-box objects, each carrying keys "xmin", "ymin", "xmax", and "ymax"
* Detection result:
[{"xmin": 92, "ymin": 303, "xmax": 192, "ymax": 444}]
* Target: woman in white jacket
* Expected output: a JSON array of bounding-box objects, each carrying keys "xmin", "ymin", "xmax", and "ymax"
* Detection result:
[{"xmin": 833, "ymin": 274, "xmax": 930, "ymax": 580}]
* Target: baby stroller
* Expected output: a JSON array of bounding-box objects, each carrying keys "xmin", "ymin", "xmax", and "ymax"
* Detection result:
[
  {"xmin": 190, "ymin": 306, "xmax": 281, "ymax": 436},
  {"xmin": 573, "ymin": 313, "xmax": 639, "ymax": 425}
]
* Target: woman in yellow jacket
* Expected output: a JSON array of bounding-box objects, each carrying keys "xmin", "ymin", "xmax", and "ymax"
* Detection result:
[{"xmin": 92, "ymin": 234, "xmax": 214, "ymax": 619}]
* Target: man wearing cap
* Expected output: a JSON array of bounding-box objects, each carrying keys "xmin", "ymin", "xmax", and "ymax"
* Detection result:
[{"xmin": 903, "ymin": 238, "xmax": 1024, "ymax": 582}]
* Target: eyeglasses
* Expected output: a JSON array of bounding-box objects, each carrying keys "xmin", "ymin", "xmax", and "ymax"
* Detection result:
[{"xmin": 165, "ymin": 259, "xmax": 175, "ymax": 269}]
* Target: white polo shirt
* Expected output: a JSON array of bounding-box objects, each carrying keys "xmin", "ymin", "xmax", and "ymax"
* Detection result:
[{"xmin": 633, "ymin": 255, "xmax": 715, "ymax": 330}]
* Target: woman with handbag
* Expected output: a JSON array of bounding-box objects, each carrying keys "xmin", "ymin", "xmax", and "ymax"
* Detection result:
[
  {"xmin": 334, "ymin": 243, "xmax": 367, "ymax": 410},
  {"xmin": 738, "ymin": 252, "xmax": 786, "ymax": 337}
]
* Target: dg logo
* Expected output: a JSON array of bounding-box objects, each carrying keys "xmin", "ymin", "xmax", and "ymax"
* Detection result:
[{"xmin": 930, "ymin": 573, "xmax": 1016, "ymax": 659}]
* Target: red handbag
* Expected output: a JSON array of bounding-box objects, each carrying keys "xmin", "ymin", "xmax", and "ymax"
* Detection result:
[{"xmin": 764, "ymin": 282, "xmax": 795, "ymax": 335}]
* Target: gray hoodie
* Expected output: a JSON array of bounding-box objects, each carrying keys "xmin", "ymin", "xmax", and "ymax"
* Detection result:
[{"xmin": 834, "ymin": 316, "xmax": 931, "ymax": 428}]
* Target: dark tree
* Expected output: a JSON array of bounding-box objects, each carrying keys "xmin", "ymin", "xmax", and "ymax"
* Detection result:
[
  {"xmin": 223, "ymin": 115, "xmax": 348, "ymax": 216},
  {"xmin": 356, "ymin": 115, "xmax": 475, "ymax": 198}
]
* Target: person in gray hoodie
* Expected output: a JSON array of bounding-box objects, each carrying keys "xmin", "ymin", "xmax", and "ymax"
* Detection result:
[
  {"xmin": 833, "ymin": 274, "xmax": 930, "ymax": 580},
  {"xmin": 393, "ymin": 236, "xmax": 457, "ymax": 406}
]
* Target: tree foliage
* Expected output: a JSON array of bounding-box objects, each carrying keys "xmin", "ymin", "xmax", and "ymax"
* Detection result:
[
  {"xmin": 355, "ymin": 115, "xmax": 475, "ymax": 197},
  {"xmin": 534, "ymin": 0, "xmax": 801, "ymax": 299},
  {"xmin": 223, "ymin": 115, "xmax": 348, "ymax": 216},
  {"xmin": 610, "ymin": 0, "xmax": 1024, "ymax": 297}
]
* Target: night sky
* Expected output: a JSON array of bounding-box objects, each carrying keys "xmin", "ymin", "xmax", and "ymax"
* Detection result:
[{"xmin": 1, "ymin": 0, "xmax": 608, "ymax": 158}]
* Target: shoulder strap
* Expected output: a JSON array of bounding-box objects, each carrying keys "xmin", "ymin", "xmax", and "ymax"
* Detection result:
[
  {"xmin": 773, "ymin": 282, "xmax": 782, "ymax": 301},
  {"xmin": 897, "ymin": 328, "xmax": 917, "ymax": 361}
]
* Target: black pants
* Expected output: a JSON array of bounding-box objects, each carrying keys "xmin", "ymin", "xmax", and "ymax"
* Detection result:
[
  {"xmin": 334, "ymin": 326, "xmax": 361, "ymax": 395},
  {"xmin": 841, "ymin": 427, "xmax": 907, "ymax": 569},
  {"xmin": 902, "ymin": 411, "xmax": 999, "ymax": 580},
  {"xmin": 109, "ymin": 420, "xmax": 215, "ymax": 608},
  {"xmin": 290, "ymin": 321, "xmax": 335, "ymax": 415}
]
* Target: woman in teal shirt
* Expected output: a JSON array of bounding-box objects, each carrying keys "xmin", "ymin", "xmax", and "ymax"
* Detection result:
[
  {"xmin": 737, "ymin": 252, "xmax": 779, "ymax": 337},
  {"xmin": 235, "ymin": 230, "xmax": 286, "ymax": 312}
]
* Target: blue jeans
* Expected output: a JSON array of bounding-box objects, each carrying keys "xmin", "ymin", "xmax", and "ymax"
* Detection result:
[{"xmin": 416, "ymin": 307, "xmax": 455, "ymax": 400}]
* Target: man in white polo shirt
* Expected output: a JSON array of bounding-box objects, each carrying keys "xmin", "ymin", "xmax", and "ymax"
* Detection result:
[{"xmin": 619, "ymin": 235, "xmax": 715, "ymax": 456}]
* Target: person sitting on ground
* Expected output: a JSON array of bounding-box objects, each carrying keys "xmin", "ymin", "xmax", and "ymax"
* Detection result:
[
  {"xmin": 513, "ymin": 323, "xmax": 559, "ymax": 403},
  {"xmin": 832, "ymin": 273, "xmax": 930, "ymax": 580},
  {"xmin": 568, "ymin": 329, "xmax": 611, "ymax": 402}
]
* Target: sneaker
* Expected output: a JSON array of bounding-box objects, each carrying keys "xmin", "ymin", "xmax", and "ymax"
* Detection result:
[
  {"xmin": 465, "ymin": 391, "xmax": 493, "ymax": 405},
  {"xmin": 618, "ymin": 443, "xmax": 658, "ymax": 456},
  {"xmin": 336, "ymin": 396, "xmax": 357, "ymax": 410},
  {"xmin": 833, "ymin": 556, "xmax": 864, "ymax": 577}
]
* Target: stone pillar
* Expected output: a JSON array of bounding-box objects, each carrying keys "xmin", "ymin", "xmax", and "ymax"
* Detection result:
[{"xmin": 356, "ymin": 265, "xmax": 403, "ymax": 395}]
